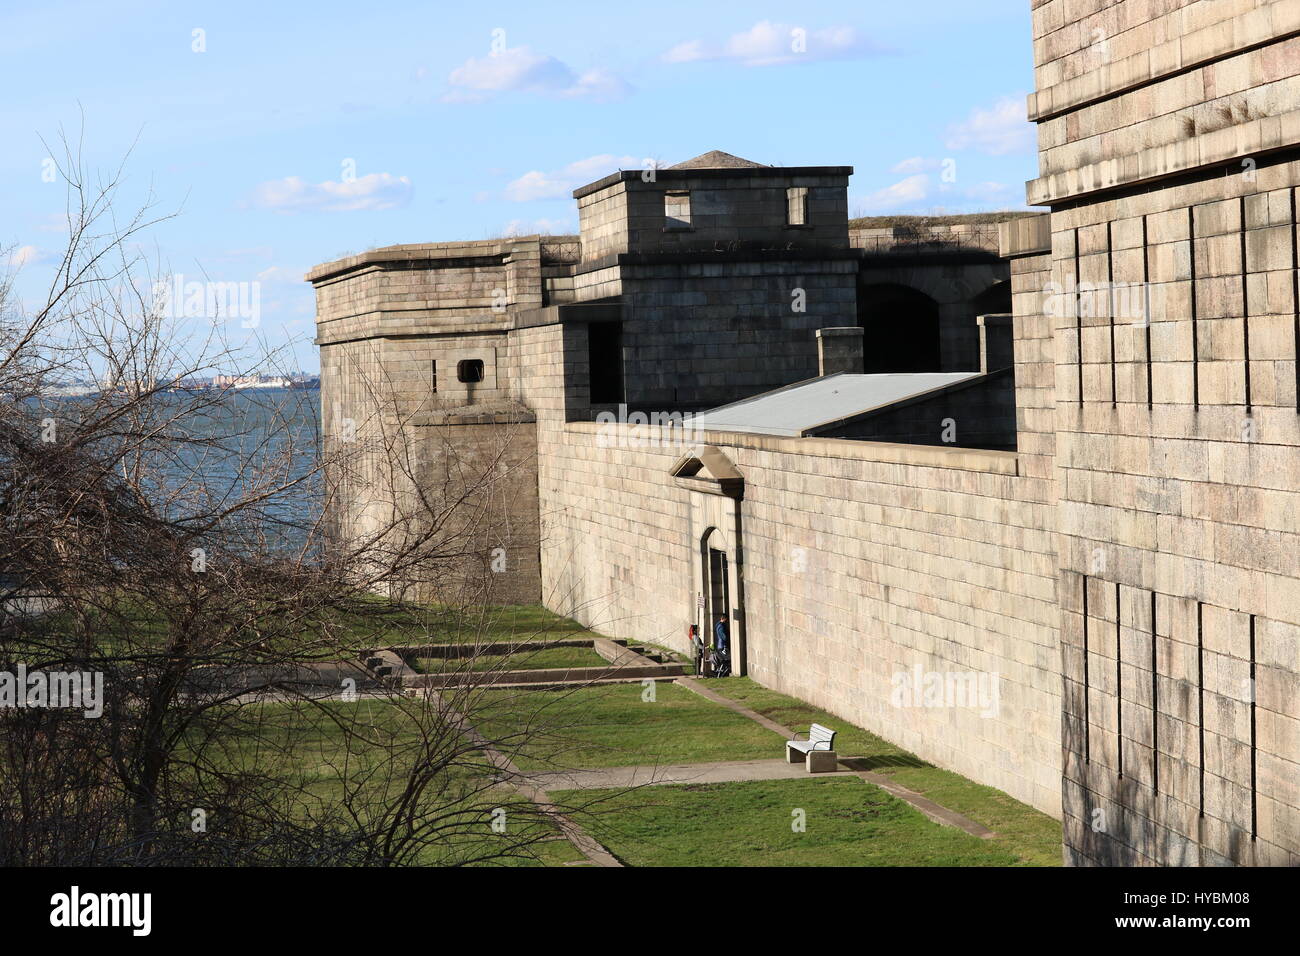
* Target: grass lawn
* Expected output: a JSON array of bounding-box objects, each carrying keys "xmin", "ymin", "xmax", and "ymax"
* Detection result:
[
  {"xmin": 699, "ymin": 677, "xmax": 1063, "ymax": 866},
  {"xmin": 474, "ymin": 681, "xmax": 782, "ymax": 771},
  {"xmin": 558, "ymin": 777, "xmax": 1026, "ymax": 866},
  {"xmin": 190, "ymin": 697, "xmax": 587, "ymax": 866},
  {"xmin": 337, "ymin": 602, "xmax": 600, "ymax": 649},
  {"xmin": 83, "ymin": 599, "xmax": 1059, "ymax": 867},
  {"xmin": 414, "ymin": 644, "xmax": 608, "ymax": 674}
]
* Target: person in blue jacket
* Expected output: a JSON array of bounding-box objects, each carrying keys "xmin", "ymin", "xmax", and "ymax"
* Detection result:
[{"xmin": 714, "ymin": 615, "xmax": 729, "ymax": 656}]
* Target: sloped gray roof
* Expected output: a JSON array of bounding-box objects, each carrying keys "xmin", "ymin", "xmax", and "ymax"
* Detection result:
[
  {"xmin": 669, "ymin": 150, "xmax": 768, "ymax": 169},
  {"xmin": 688, "ymin": 372, "xmax": 983, "ymax": 437}
]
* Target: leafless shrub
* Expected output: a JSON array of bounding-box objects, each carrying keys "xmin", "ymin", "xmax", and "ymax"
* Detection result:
[{"xmin": 0, "ymin": 135, "xmax": 621, "ymax": 867}]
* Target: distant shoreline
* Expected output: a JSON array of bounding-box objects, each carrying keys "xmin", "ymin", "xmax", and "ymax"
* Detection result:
[{"xmin": 38, "ymin": 382, "xmax": 320, "ymax": 399}]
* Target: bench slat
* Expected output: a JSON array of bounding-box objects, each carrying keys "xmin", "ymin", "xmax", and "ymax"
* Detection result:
[{"xmin": 789, "ymin": 724, "xmax": 837, "ymax": 752}]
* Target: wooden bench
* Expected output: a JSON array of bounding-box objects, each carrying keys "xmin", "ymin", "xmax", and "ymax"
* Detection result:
[{"xmin": 786, "ymin": 723, "xmax": 838, "ymax": 773}]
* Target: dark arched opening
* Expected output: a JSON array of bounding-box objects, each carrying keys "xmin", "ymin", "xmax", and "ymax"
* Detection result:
[{"xmin": 857, "ymin": 283, "xmax": 942, "ymax": 373}]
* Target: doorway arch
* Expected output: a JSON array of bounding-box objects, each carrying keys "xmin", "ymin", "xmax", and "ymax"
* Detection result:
[
  {"xmin": 672, "ymin": 447, "xmax": 746, "ymax": 675},
  {"xmin": 701, "ymin": 527, "xmax": 730, "ymax": 641}
]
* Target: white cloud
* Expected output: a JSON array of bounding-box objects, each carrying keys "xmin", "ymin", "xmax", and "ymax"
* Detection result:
[
  {"xmin": 248, "ymin": 173, "xmax": 412, "ymax": 213},
  {"xmin": 890, "ymin": 156, "xmax": 941, "ymax": 175},
  {"xmin": 663, "ymin": 21, "xmax": 887, "ymax": 67},
  {"xmin": 444, "ymin": 46, "xmax": 630, "ymax": 102},
  {"xmin": 663, "ymin": 40, "xmax": 707, "ymax": 64},
  {"xmin": 504, "ymin": 153, "xmax": 640, "ymax": 202},
  {"xmin": 945, "ymin": 95, "xmax": 1034, "ymax": 156},
  {"xmin": 7, "ymin": 245, "xmax": 47, "ymax": 267},
  {"xmin": 564, "ymin": 67, "xmax": 631, "ymax": 101},
  {"xmin": 857, "ymin": 174, "xmax": 931, "ymax": 212}
]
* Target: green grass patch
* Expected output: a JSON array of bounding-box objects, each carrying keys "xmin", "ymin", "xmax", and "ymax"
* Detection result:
[
  {"xmin": 342, "ymin": 602, "xmax": 600, "ymax": 649},
  {"xmin": 560, "ymin": 777, "xmax": 1025, "ymax": 867},
  {"xmin": 188, "ymin": 697, "xmax": 582, "ymax": 866},
  {"xmin": 475, "ymin": 682, "xmax": 781, "ymax": 771},
  {"xmin": 699, "ymin": 677, "xmax": 1062, "ymax": 866},
  {"xmin": 414, "ymin": 645, "xmax": 608, "ymax": 674}
]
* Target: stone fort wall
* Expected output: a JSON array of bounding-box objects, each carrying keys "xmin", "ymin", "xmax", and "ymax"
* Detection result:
[
  {"xmin": 529, "ymin": 259, "xmax": 1065, "ymax": 815},
  {"xmin": 534, "ymin": 418, "xmax": 1063, "ymax": 816},
  {"xmin": 1030, "ymin": 0, "xmax": 1300, "ymax": 866}
]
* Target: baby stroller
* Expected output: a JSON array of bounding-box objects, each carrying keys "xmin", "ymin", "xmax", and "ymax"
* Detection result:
[{"xmin": 709, "ymin": 645, "xmax": 731, "ymax": 678}]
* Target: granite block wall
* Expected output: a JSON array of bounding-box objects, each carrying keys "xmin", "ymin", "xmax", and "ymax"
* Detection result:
[{"xmin": 1031, "ymin": 0, "xmax": 1300, "ymax": 866}]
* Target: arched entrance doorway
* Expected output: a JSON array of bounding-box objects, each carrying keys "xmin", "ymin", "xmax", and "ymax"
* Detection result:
[
  {"xmin": 671, "ymin": 446, "xmax": 746, "ymax": 675},
  {"xmin": 701, "ymin": 528, "xmax": 731, "ymax": 661},
  {"xmin": 857, "ymin": 283, "xmax": 942, "ymax": 372}
]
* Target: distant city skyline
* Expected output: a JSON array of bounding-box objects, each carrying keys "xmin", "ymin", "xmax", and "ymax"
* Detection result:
[{"xmin": 3, "ymin": 0, "xmax": 1038, "ymax": 373}]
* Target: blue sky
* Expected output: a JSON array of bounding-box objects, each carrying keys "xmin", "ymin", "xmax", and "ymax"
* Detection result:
[{"xmin": 2, "ymin": 0, "xmax": 1039, "ymax": 373}]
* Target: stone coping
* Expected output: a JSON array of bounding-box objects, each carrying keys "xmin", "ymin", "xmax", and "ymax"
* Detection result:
[
  {"xmin": 307, "ymin": 236, "xmax": 547, "ymax": 283},
  {"xmin": 562, "ymin": 421, "xmax": 1020, "ymax": 476},
  {"xmin": 372, "ymin": 639, "xmax": 595, "ymax": 659},
  {"xmin": 572, "ymin": 166, "xmax": 853, "ymax": 199},
  {"xmin": 1027, "ymin": 108, "xmax": 1300, "ymax": 205},
  {"xmin": 998, "ymin": 214, "xmax": 1051, "ymax": 258},
  {"xmin": 405, "ymin": 661, "xmax": 684, "ymax": 689},
  {"xmin": 384, "ymin": 637, "xmax": 687, "ymax": 689}
]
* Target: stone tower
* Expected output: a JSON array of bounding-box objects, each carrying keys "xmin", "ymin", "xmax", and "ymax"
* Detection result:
[{"xmin": 309, "ymin": 151, "xmax": 862, "ymax": 605}]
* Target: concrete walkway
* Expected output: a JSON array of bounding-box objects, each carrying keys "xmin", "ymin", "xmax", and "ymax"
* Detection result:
[
  {"xmin": 426, "ymin": 689, "xmax": 623, "ymax": 867},
  {"xmin": 674, "ymin": 677, "xmax": 997, "ymax": 840},
  {"xmin": 524, "ymin": 757, "xmax": 860, "ymax": 792}
]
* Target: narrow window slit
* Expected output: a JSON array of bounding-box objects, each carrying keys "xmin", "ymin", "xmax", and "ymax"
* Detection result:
[
  {"xmin": 1143, "ymin": 215, "xmax": 1153, "ymax": 409},
  {"xmin": 1082, "ymin": 575, "xmax": 1091, "ymax": 765},
  {"xmin": 1075, "ymin": 227, "xmax": 1084, "ymax": 406},
  {"xmin": 1189, "ymin": 206, "xmax": 1200, "ymax": 409},
  {"xmin": 1116, "ymin": 582, "xmax": 1123, "ymax": 778},
  {"xmin": 1291, "ymin": 188, "xmax": 1299, "ymax": 414},
  {"xmin": 1249, "ymin": 614, "xmax": 1257, "ymax": 841},
  {"xmin": 1241, "ymin": 197, "xmax": 1251, "ymax": 411},
  {"xmin": 1197, "ymin": 600, "xmax": 1205, "ymax": 818},
  {"xmin": 1107, "ymin": 221, "xmax": 1117, "ymax": 408},
  {"xmin": 1151, "ymin": 591, "xmax": 1159, "ymax": 795}
]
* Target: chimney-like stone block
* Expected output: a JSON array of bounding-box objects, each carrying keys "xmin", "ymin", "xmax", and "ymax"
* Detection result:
[
  {"xmin": 816, "ymin": 326, "xmax": 864, "ymax": 376},
  {"xmin": 977, "ymin": 313, "xmax": 1014, "ymax": 373}
]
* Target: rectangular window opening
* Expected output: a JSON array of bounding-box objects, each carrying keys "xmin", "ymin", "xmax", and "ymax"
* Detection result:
[
  {"xmin": 786, "ymin": 186, "xmax": 808, "ymax": 226},
  {"xmin": 665, "ymin": 190, "xmax": 691, "ymax": 229},
  {"xmin": 457, "ymin": 359, "xmax": 484, "ymax": 383}
]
